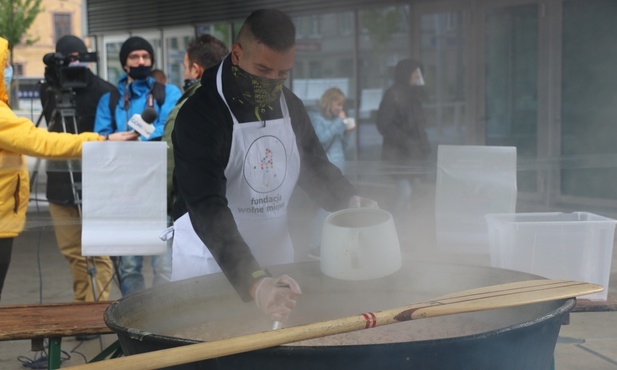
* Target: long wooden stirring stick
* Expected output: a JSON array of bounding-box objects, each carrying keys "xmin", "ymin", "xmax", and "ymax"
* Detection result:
[{"xmin": 65, "ymin": 279, "xmax": 602, "ymax": 370}]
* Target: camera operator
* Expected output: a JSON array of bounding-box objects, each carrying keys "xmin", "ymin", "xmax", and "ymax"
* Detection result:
[
  {"xmin": 0, "ymin": 36, "xmax": 138, "ymax": 302},
  {"xmin": 40, "ymin": 35, "xmax": 117, "ymax": 304}
]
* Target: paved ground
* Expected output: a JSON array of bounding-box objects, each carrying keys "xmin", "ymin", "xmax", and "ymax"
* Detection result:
[{"xmin": 0, "ymin": 206, "xmax": 125, "ymax": 369}]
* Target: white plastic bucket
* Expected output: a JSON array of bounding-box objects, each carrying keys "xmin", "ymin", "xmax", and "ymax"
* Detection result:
[{"xmin": 320, "ymin": 208, "xmax": 402, "ymax": 280}]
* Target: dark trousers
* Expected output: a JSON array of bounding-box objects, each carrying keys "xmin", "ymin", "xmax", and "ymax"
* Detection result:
[{"xmin": 0, "ymin": 237, "xmax": 14, "ymax": 301}]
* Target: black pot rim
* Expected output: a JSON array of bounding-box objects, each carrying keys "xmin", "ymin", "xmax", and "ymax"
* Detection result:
[{"xmin": 104, "ymin": 296, "xmax": 575, "ymax": 349}]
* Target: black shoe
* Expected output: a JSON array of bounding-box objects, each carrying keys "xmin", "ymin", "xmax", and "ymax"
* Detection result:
[
  {"xmin": 19, "ymin": 353, "xmax": 69, "ymax": 369},
  {"xmin": 20, "ymin": 356, "xmax": 48, "ymax": 369}
]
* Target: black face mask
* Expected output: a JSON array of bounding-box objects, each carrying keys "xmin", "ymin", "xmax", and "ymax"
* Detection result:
[{"xmin": 128, "ymin": 65, "xmax": 153, "ymax": 80}]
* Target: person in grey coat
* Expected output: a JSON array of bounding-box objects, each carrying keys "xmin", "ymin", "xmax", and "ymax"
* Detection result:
[{"xmin": 377, "ymin": 58, "xmax": 430, "ymax": 215}]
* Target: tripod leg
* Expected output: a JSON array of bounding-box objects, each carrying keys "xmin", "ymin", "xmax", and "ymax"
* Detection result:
[
  {"xmin": 61, "ymin": 113, "xmax": 103, "ymax": 302},
  {"xmin": 52, "ymin": 102, "xmax": 121, "ymax": 302},
  {"xmin": 85, "ymin": 257, "xmax": 99, "ymax": 301}
]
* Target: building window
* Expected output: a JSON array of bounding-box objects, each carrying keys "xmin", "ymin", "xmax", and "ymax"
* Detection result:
[
  {"xmin": 54, "ymin": 13, "xmax": 72, "ymax": 43},
  {"xmin": 295, "ymin": 15, "xmax": 322, "ymax": 39},
  {"xmin": 339, "ymin": 13, "xmax": 353, "ymax": 36},
  {"xmin": 13, "ymin": 63, "xmax": 25, "ymax": 76}
]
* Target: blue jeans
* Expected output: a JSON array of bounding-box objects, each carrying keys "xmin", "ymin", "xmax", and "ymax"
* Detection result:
[{"xmin": 118, "ymin": 242, "xmax": 172, "ymax": 296}]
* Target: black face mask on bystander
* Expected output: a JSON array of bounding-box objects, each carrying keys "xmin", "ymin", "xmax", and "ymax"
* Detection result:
[{"xmin": 128, "ymin": 65, "xmax": 153, "ymax": 81}]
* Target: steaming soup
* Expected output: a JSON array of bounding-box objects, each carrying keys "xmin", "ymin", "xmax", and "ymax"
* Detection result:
[{"xmin": 167, "ymin": 314, "xmax": 495, "ymax": 346}]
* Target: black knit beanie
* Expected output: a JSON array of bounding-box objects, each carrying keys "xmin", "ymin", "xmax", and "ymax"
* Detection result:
[
  {"xmin": 56, "ymin": 35, "xmax": 87, "ymax": 56},
  {"xmin": 119, "ymin": 36, "xmax": 155, "ymax": 67}
]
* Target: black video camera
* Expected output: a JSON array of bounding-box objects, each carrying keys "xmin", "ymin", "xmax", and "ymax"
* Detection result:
[{"xmin": 43, "ymin": 51, "xmax": 98, "ymax": 90}]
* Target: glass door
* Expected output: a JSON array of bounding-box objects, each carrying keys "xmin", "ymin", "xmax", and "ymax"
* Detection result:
[
  {"xmin": 356, "ymin": 5, "xmax": 411, "ymax": 162},
  {"xmin": 100, "ymin": 34, "xmax": 129, "ymax": 84},
  {"xmin": 560, "ymin": 0, "xmax": 617, "ymax": 205},
  {"xmin": 412, "ymin": 2, "xmax": 470, "ymax": 152},
  {"xmin": 478, "ymin": 0, "xmax": 617, "ymax": 211},
  {"xmin": 479, "ymin": 0, "xmax": 543, "ymax": 195},
  {"xmin": 292, "ymin": 11, "xmax": 358, "ymax": 162},
  {"xmin": 162, "ymin": 27, "xmax": 195, "ymax": 90}
]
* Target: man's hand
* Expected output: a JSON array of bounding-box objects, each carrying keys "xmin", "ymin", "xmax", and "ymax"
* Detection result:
[
  {"xmin": 107, "ymin": 131, "xmax": 140, "ymax": 141},
  {"xmin": 253, "ymin": 275, "xmax": 302, "ymax": 321}
]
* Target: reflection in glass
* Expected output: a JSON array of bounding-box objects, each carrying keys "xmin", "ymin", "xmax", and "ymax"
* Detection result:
[
  {"xmin": 485, "ymin": 4, "xmax": 538, "ymax": 193},
  {"xmin": 357, "ymin": 6, "xmax": 410, "ymax": 161},
  {"xmin": 419, "ymin": 10, "xmax": 466, "ymax": 149},
  {"xmin": 106, "ymin": 42, "xmax": 123, "ymax": 84},
  {"xmin": 165, "ymin": 36, "xmax": 190, "ymax": 89},
  {"xmin": 561, "ymin": 0, "xmax": 617, "ymax": 200},
  {"xmin": 292, "ymin": 11, "xmax": 358, "ymax": 161}
]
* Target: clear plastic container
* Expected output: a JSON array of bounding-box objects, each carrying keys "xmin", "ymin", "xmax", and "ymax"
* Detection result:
[{"xmin": 486, "ymin": 212, "xmax": 616, "ymax": 300}]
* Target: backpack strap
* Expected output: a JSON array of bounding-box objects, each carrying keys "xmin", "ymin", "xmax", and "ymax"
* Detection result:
[
  {"xmin": 151, "ymin": 81, "xmax": 166, "ymax": 108},
  {"xmin": 108, "ymin": 89, "xmax": 120, "ymax": 132},
  {"xmin": 108, "ymin": 80, "xmax": 166, "ymax": 131}
]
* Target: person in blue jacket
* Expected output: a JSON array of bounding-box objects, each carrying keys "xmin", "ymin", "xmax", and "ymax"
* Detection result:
[
  {"xmin": 94, "ymin": 36, "xmax": 181, "ymax": 141},
  {"xmin": 307, "ymin": 87, "xmax": 356, "ymax": 259},
  {"xmin": 94, "ymin": 36, "xmax": 181, "ymax": 296}
]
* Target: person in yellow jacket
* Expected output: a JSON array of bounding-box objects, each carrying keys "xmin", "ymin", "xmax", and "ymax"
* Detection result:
[{"xmin": 0, "ymin": 37, "xmax": 138, "ymax": 300}]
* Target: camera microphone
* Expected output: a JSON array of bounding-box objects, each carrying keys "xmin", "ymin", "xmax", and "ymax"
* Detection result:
[{"xmin": 127, "ymin": 107, "xmax": 158, "ymax": 139}]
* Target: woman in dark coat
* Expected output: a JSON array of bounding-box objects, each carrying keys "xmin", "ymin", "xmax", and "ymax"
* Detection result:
[{"xmin": 376, "ymin": 58, "xmax": 430, "ymax": 214}]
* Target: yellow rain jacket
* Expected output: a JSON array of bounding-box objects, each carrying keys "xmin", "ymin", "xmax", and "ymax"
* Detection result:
[{"xmin": 0, "ymin": 37, "xmax": 104, "ymax": 238}]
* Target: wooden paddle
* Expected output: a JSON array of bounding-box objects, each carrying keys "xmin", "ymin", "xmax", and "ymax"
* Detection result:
[{"xmin": 65, "ymin": 279, "xmax": 602, "ymax": 370}]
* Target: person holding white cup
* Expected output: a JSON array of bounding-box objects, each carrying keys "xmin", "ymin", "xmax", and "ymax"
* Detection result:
[
  {"xmin": 343, "ymin": 116, "xmax": 356, "ymax": 131},
  {"xmin": 309, "ymin": 87, "xmax": 356, "ymax": 169},
  {"xmin": 306, "ymin": 87, "xmax": 356, "ymax": 259}
]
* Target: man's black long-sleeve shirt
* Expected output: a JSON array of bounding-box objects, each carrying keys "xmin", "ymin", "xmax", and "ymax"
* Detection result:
[{"xmin": 172, "ymin": 56, "xmax": 356, "ymax": 301}]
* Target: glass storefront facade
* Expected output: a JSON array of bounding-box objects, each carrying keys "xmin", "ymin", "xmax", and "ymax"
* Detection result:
[
  {"xmin": 561, "ymin": 0, "xmax": 617, "ymax": 201},
  {"xmin": 92, "ymin": 0, "xmax": 617, "ymax": 213},
  {"xmin": 484, "ymin": 3, "xmax": 539, "ymax": 193}
]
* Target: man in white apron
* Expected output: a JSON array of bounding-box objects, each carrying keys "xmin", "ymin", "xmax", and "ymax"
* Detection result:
[{"xmin": 171, "ymin": 9, "xmax": 361, "ymax": 321}]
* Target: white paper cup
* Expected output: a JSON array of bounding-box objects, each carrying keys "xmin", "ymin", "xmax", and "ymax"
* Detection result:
[{"xmin": 343, "ymin": 117, "xmax": 356, "ymax": 130}]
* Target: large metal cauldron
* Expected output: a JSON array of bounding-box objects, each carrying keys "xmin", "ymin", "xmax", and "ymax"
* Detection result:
[{"xmin": 105, "ymin": 261, "xmax": 574, "ymax": 370}]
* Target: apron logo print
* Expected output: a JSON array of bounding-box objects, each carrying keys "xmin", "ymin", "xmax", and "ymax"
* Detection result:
[
  {"xmin": 244, "ymin": 136, "xmax": 287, "ymax": 193},
  {"xmin": 256, "ymin": 148, "xmax": 276, "ymax": 175}
]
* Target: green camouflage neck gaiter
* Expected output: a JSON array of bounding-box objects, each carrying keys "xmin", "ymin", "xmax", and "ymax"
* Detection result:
[{"xmin": 231, "ymin": 65, "xmax": 285, "ymax": 121}]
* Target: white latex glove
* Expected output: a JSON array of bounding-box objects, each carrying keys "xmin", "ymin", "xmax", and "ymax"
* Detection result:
[
  {"xmin": 254, "ymin": 275, "xmax": 302, "ymax": 321},
  {"xmin": 349, "ymin": 195, "xmax": 379, "ymax": 209}
]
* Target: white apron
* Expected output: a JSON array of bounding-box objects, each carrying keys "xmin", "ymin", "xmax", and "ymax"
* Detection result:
[{"xmin": 171, "ymin": 63, "xmax": 301, "ymax": 281}]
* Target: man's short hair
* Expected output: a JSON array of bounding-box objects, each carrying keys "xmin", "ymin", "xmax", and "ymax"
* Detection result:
[
  {"xmin": 236, "ymin": 9, "xmax": 296, "ymax": 52},
  {"xmin": 187, "ymin": 35, "xmax": 229, "ymax": 70}
]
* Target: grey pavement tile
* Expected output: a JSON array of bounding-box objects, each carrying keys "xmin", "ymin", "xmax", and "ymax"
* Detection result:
[
  {"xmin": 555, "ymin": 341, "xmax": 617, "ymax": 370},
  {"xmin": 579, "ymin": 340, "xmax": 617, "ymax": 366},
  {"xmin": 562, "ymin": 312, "xmax": 617, "ymax": 340}
]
